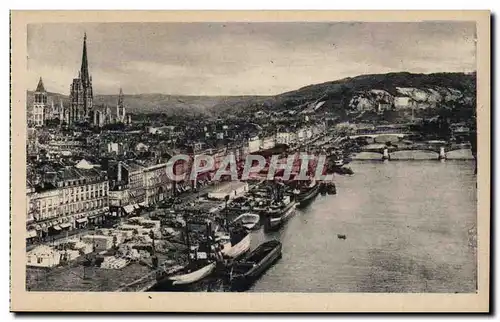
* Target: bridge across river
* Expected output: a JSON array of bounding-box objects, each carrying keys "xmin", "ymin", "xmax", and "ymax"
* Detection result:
[
  {"xmin": 352, "ymin": 142, "xmax": 474, "ymax": 161},
  {"xmin": 328, "ymin": 131, "xmax": 474, "ymax": 161}
]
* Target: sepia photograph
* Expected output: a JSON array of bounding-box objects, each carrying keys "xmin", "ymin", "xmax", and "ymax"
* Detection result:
[{"xmin": 10, "ymin": 10, "xmax": 490, "ymax": 312}]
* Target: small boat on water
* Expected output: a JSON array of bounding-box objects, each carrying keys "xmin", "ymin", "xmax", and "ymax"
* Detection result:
[
  {"xmin": 227, "ymin": 197, "xmax": 253, "ymax": 213},
  {"xmin": 264, "ymin": 196, "xmax": 297, "ymax": 230},
  {"xmin": 216, "ymin": 228, "xmax": 252, "ymax": 259},
  {"xmin": 320, "ymin": 181, "xmax": 337, "ymax": 195},
  {"xmin": 231, "ymin": 213, "xmax": 261, "ymax": 230},
  {"xmin": 295, "ymin": 180, "xmax": 320, "ymax": 208},
  {"xmin": 333, "ymin": 159, "xmax": 344, "ymax": 167},
  {"xmin": 251, "ymin": 198, "xmax": 272, "ymax": 214},
  {"xmin": 326, "ymin": 182, "xmax": 337, "ymax": 195},
  {"xmin": 154, "ymin": 218, "xmax": 223, "ymax": 290},
  {"xmin": 230, "ymin": 240, "xmax": 282, "ymax": 290},
  {"xmin": 334, "ymin": 166, "xmax": 354, "ymax": 176},
  {"xmin": 168, "ymin": 261, "xmax": 216, "ymax": 286},
  {"xmin": 155, "ymin": 245, "xmax": 219, "ymax": 289},
  {"xmin": 320, "ymin": 182, "xmax": 327, "ymax": 195}
]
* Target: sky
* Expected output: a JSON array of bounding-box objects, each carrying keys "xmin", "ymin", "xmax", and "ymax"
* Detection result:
[{"xmin": 27, "ymin": 22, "xmax": 476, "ymax": 96}]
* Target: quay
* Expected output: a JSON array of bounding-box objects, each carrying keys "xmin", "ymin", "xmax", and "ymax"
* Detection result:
[
  {"xmin": 26, "ymin": 180, "xmax": 263, "ymax": 292},
  {"xmin": 25, "ymin": 147, "xmax": 333, "ymax": 293}
]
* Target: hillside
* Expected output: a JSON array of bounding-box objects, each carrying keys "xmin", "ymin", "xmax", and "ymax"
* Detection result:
[
  {"xmin": 26, "ymin": 91, "xmax": 267, "ymax": 116},
  {"xmin": 27, "ymin": 72, "xmax": 476, "ymax": 121},
  {"xmin": 261, "ymin": 72, "xmax": 475, "ymax": 113}
]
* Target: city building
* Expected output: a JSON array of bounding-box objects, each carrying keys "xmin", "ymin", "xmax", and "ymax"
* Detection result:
[
  {"xmin": 143, "ymin": 162, "xmax": 172, "ymax": 205},
  {"xmin": 26, "ymin": 245, "xmax": 61, "ymax": 268},
  {"xmin": 125, "ymin": 162, "xmax": 146, "ymax": 205},
  {"xmin": 92, "ymin": 88, "xmax": 128, "ymax": 127},
  {"xmin": 29, "ymin": 182, "xmax": 61, "ymax": 239},
  {"xmin": 108, "ymin": 161, "xmax": 146, "ymax": 217},
  {"xmin": 92, "ymin": 105, "xmax": 111, "ymax": 127},
  {"xmin": 26, "ymin": 128, "xmax": 39, "ymax": 158},
  {"xmin": 394, "ymin": 96, "xmax": 414, "ymax": 109},
  {"xmin": 116, "ymin": 88, "xmax": 126, "ymax": 123},
  {"xmin": 107, "ymin": 142, "xmax": 126, "ymax": 156},
  {"xmin": 377, "ymin": 100, "xmax": 393, "ymax": 113},
  {"xmin": 261, "ymin": 135, "xmax": 276, "ymax": 150},
  {"xmin": 57, "ymin": 166, "xmax": 109, "ymax": 228},
  {"xmin": 248, "ymin": 136, "xmax": 260, "ymax": 153},
  {"xmin": 44, "ymin": 135, "xmax": 86, "ymax": 158},
  {"xmin": 30, "ymin": 77, "xmax": 47, "ymax": 127},
  {"xmin": 276, "ymin": 130, "xmax": 298, "ymax": 146},
  {"xmin": 108, "ymin": 185, "xmax": 131, "ymax": 217},
  {"xmin": 27, "ymin": 165, "xmax": 109, "ymax": 239},
  {"xmin": 68, "ymin": 33, "xmax": 93, "ymax": 125}
]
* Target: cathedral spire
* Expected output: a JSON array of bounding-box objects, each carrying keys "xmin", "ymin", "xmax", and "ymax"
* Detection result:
[
  {"xmin": 80, "ymin": 33, "xmax": 90, "ymax": 84},
  {"xmin": 35, "ymin": 77, "xmax": 46, "ymax": 92},
  {"xmin": 118, "ymin": 88, "xmax": 124, "ymax": 106}
]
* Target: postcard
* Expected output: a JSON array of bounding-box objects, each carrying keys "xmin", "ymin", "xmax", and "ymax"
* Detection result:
[{"xmin": 10, "ymin": 10, "xmax": 490, "ymax": 312}]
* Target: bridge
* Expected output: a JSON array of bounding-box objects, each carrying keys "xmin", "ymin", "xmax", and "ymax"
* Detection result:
[
  {"xmin": 348, "ymin": 133, "xmax": 410, "ymax": 140},
  {"xmin": 330, "ymin": 132, "xmax": 411, "ymax": 146},
  {"xmin": 324, "ymin": 131, "xmax": 474, "ymax": 161},
  {"xmin": 352, "ymin": 144, "xmax": 474, "ymax": 161}
]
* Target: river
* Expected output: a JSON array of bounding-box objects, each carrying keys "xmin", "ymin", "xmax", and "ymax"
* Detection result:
[{"xmin": 247, "ymin": 160, "xmax": 477, "ymax": 293}]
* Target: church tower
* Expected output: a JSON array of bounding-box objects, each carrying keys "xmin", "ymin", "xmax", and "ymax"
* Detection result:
[
  {"xmin": 79, "ymin": 32, "xmax": 93, "ymax": 117},
  {"xmin": 47, "ymin": 99, "xmax": 55, "ymax": 121},
  {"xmin": 59, "ymin": 99, "xmax": 66, "ymax": 125},
  {"xmin": 69, "ymin": 33, "xmax": 93, "ymax": 124},
  {"xmin": 32, "ymin": 77, "xmax": 47, "ymax": 127},
  {"xmin": 116, "ymin": 88, "xmax": 126, "ymax": 123}
]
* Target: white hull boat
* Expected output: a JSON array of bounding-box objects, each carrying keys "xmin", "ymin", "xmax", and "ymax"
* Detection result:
[
  {"xmin": 231, "ymin": 213, "xmax": 261, "ymax": 230},
  {"xmin": 222, "ymin": 234, "xmax": 251, "ymax": 259},
  {"xmin": 168, "ymin": 262, "xmax": 216, "ymax": 286}
]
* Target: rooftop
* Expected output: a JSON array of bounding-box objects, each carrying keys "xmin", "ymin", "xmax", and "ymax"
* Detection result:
[{"xmin": 122, "ymin": 162, "xmax": 144, "ymax": 173}]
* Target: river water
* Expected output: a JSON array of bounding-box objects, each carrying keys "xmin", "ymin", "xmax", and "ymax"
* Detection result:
[{"xmin": 247, "ymin": 160, "xmax": 477, "ymax": 293}]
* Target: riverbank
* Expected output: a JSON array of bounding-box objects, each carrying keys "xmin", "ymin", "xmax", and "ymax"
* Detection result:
[{"xmin": 25, "ymin": 180, "xmax": 265, "ymax": 292}]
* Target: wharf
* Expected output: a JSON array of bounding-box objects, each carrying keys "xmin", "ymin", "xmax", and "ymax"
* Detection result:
[
  {"xmin": 25, "ymin": 183, "xmax": 233, "ymax": 292},
  {"xmin": 27, "ymin": 258, "xmax": 154, "ymax": 292},
  {"xmin": 26, "ymin": 176, "xmax": 274, "ymax": 292},
  {"xmin": 26, "ymin": 248, "xmax": 186, "ymax": 292}
]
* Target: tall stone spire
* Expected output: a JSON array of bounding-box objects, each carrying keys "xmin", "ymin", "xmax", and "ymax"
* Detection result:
[
  {"xmin": 118, "ymin": 88, "xmax": 124, "ymax": 106},
  {"xmin": 59, "ymin": 98, "xmax": 65, "ymax": 123},
  {"xmin": 117, "ymin": 88, "xmax": 125, "ymax": 123},
  {"xmin": 80, "ymin": 33, "xmax": 90, "ymax": 85},
  {"xmin": 35, "ymin": 77, "xmax": 46, "ymax": 92},
  {"xmin": 69, "ymin": 32, "xmax": 93, "ymax": 125}
]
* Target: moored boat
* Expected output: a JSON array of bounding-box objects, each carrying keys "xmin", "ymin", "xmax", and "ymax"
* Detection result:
[
  {"xmin": 326, "ymin": 182, "xmax": 337, "ymax": 195},
  {"xmin": 226, "ymin": 196, "xmax": 253, "ymax": 213},
  {"xmin": 264, "ymin": 196, "xmax": 297, "ymax": 230},
  {"xmin": 334, "ymin": 166, "xmax": 354, "ymax": 176},
  {"xmin": 153, "ymin": 217, "xmax": 223, "ymax": 290},
  {"xmin": 230, "ymin": 240, "xmax": 282, "ymax": 290},
  {"xmin": 251, "ymin": 198, "xmax": 271, "ymax": 214},
  {"xmin": 216, "ymin": 227, "xmax": 252, "ymax": 259},
  {"xmin": 231, "ymin": 213, "xmax": 261, "ymax": 230},
  {"xmin": 295, "ymin": 180, "xmax": 320, "ymax": 208},
  {"xmin": 319, "ymin": 182, "xmax": 327, "ymax": 195},
  {"xmin": 334, "ymin": 159, "xmax": 344, "ymax": 167},
  {"xmin": 154, "ymin": 252, "xmax": 217, "ymax": 290},
  {"xmin": 168, "ymin": 261, "xmax": 216, "ymax": 286}
]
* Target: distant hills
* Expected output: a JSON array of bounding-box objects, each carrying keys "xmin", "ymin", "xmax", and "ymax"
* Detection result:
[
  {"xmin": 26, "ymin": 91, "xmax": 266, "ymax": 116},
  {"xmin": 27, "ymin": 72, "xmax": 476, "ymax": 120}
]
